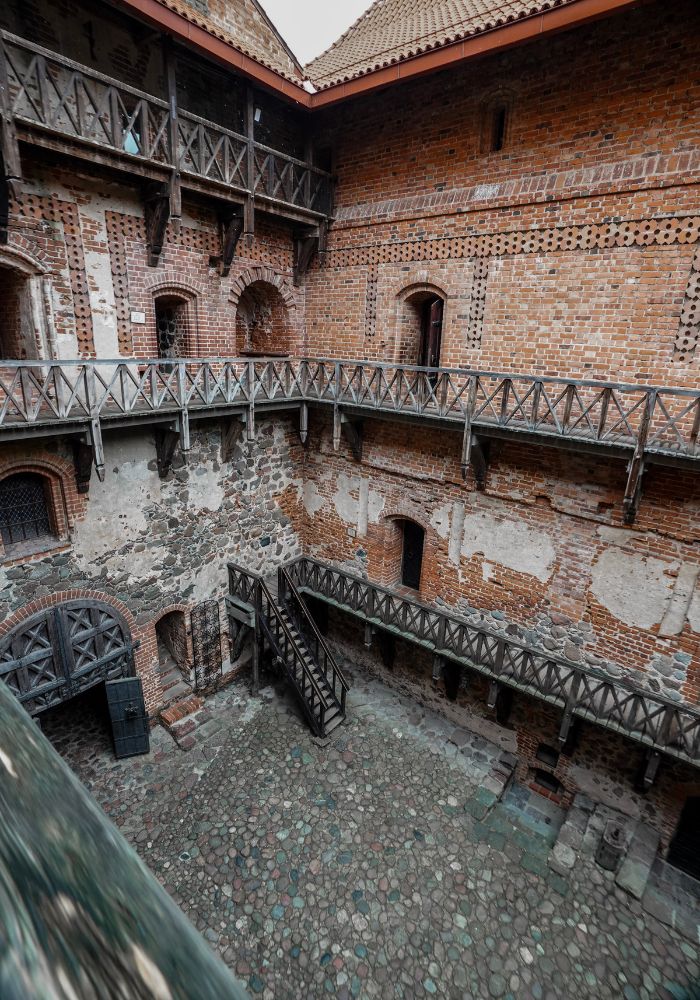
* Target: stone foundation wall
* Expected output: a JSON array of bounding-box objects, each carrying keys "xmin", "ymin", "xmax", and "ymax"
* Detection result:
[{"xmin": 0, "ymin": 416, "xmax": 304, "ymax": 710}]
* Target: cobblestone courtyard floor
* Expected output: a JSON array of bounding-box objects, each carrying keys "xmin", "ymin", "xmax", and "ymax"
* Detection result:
[{"xmin": 43, "ymin": 670, "xmax": 699, "ymax": 1000}]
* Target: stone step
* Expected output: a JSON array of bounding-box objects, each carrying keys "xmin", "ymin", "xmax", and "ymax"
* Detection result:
[{"xmin": 616, "ymin": 822, "xmax": 660, "ymax": 900}]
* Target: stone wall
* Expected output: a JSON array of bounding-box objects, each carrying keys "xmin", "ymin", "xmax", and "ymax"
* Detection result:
[{"xmin": 0, "ymin": 417, "xmax": 304, "ymax": 710}]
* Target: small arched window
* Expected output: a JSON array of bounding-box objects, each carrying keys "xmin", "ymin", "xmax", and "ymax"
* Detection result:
[
  {"xmin": 154, "ymin": 294, "xmax": 197, "ymax": 359},
  {"xmin": 0, "ymin": 473, "xmax": 54, "ymax": 551},
  {"xmin": 491, "ymin": 105, "xmax": 508, "ymax": 152}
]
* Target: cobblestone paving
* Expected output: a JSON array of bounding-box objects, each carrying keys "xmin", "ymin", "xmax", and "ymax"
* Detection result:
[{"xmin": 42, "ymin": 673, "xmax": 699, "ymax": 1000}]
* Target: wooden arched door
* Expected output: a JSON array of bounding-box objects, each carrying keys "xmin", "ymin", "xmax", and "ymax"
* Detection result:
[{"xmin": 0, "ymin": 601, "xmax": 135, "ymax": 716}]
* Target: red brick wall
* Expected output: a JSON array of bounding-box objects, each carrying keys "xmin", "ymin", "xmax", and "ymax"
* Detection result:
[{"xmin": 305, "ymin": 0, "xmax": 700, "ymax": 383}]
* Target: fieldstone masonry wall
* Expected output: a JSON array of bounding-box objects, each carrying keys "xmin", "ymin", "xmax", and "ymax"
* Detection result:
[{"xmin": 0, "ymin": 418, "xmax": 303, "ymax": 710}]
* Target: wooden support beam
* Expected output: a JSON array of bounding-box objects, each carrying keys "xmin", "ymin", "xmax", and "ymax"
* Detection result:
[
  {"xmin": 155, "ymin": 426, "xmax": 179, "ymax": 478},
  {"xmin": 432, "ymin": 654, "xmax": 443, "ymax": 682},
  {"xmin": 144, "ymin": 180, "xmax": 171, "ymax": 267},
  {"xmin": 488, "ymin": 681, "xmax": 513, "ymax": 724},
  {"xmin": 0, "ymin": 40, "xmax": 22, "ymax": 244},
  {"xmin": 72, "ymin": 439, "xmax": 94, "ymax": 495},
  {"xmin": 623, "ymin": 390, "xmax": 655, "ymax": 525},
  {"xmin": 470, "ymin": 434, "xmax": 489, "ymax": 490},
  {"xmin": 640, "ymin": 749, "xmax": 661, "ymax": 790},
  {"xmin": 293, "ymin": 225, "xmax": 321, "ymax": 285},
  {"xmin": 221, "ymin": 418, "xmax": 243, "ymax": 462},
  {"xmin": 245, "ymin": 87, "xmax": 255, "ymax": 244},
  {"xmin": 217, "ymin": 209, "xmax": 244, "ymax": 277},
  {"xmin": 364, "ymin": 623, "xmax": 373, "ymax": 648},
  {"xmin": 333, "ymin": 405, "xmax": 341, "ymax": 451},
  {"xmin": 341, "ymin": 414, "xmax": 363, "ymax": 462},
  {"xmin": 299, "ymin": 401, "xmax": 308, "ymax": 445},
  {"xmin": 162, "ymin": 37, "xmax": 181, "ymax": 229}
]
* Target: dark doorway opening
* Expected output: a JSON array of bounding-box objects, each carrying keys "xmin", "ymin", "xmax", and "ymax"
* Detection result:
[
  {"xmin": 667, "ymin": 797, "xmax": 700, "ymax": 881},
  {"xmin": 419, "ymin": 296, "xmax": 443, "ymax": 370},
  {"xmin": 400, "ymin": 520, "xmax": 425, "ymax": 590}
]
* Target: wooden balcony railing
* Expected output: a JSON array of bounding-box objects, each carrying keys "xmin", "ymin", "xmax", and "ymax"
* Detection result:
[
  {"xmin": 286, "ymin": 557, "xmax": 700, "ymax": 768},
  {"xmin": 1, "ymin": 31, "xmax": 333, "ymax": 218},
  {"xmin": 1, "ymin": 357, "xmax": 698, "ymax": 456}
]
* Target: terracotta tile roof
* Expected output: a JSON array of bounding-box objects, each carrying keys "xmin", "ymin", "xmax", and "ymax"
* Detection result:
[
  {"xmin": 152, "ymin": 0, "xmax": 305, "ymax": 84},
  {"xmin": 305, "ymin": 0, "xmax": 581, "ymax": 89}
]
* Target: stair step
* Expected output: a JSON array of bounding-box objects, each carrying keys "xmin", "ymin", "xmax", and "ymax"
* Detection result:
[{"xmin": 323, "ymin": 711, "xmax": 345, "ymax": 735}]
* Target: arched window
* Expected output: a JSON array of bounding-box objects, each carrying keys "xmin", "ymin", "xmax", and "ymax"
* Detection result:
[
  {"xmin": 480, "ymin": 93, "xmax": 514, "ymax": 155},
  {"xmin": 0, "ymin": 473, "xmax": 54, "ymax": 552}
]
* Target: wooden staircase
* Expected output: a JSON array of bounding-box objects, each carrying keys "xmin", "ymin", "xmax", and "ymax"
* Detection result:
[{"xmin": 228, "ymin": 563, "xmax": 349, "ymax": 738}]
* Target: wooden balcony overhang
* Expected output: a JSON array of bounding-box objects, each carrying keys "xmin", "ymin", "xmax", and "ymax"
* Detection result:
[
  {"xmin": 279, "ymin": 557, "xmax": 700, "ymax": 772},
  {"xmin": 0, "ymin": 357, "xmax": 697, "ymax": 520},
  {"xmin": 0, "ymin": 31, "xmax": 333, "ymax": 238}
]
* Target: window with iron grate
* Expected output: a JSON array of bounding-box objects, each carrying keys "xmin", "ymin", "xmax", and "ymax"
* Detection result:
[{"xmin": 0, "ymin": 473, "xmax": 54, "ymax": 552}]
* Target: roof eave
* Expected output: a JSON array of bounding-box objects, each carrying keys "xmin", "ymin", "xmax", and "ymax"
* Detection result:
[
  {"xmin": 113, "ymin": 0, "xmax": 313, "ymax": 105},
  {"xmin": 308, "ymin": 0, "xmax": 646, "ymax": 108}
]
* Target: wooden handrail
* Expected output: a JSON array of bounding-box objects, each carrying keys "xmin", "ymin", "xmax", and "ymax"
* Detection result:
[{"xmin": 280, "ymin": 566, "xmax": 349, "ymax": 693}]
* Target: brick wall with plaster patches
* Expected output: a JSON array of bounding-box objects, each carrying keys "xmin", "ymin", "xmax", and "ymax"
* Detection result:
[{"xmin": 296, "ymin": 412, "xmax": 700, "ymax": 703}]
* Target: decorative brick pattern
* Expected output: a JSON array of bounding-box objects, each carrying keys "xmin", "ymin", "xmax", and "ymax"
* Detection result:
[
  {"xmin": 467, "ymin": 257, "xmax": 488, "ymax": 349},
  {"xmin": 674, "ymin": 246, "xmax": 700, "ymax": 363},
  {"xmin": 364, "ymin": 264, "xmax": 378, "ymax": 343}
]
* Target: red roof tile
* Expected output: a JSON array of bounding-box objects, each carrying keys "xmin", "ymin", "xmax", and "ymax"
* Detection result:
[{"xmin": 305, "ymin": 0, "xmax": 581, "ymax": 89}]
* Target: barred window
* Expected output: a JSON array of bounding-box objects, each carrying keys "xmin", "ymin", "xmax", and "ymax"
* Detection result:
[{"xmin": 0, "ymin": 473, "xmax": 53, "ymax": 550}]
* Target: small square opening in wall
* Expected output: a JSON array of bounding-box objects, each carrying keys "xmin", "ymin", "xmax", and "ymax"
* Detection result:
[
  {"xmin": 535, "ymin": 743, "xmax": 560, "ymax": 769},
  {"xmin": 530, "ymin": 768, "xmax": 563, "ymax": 797}
]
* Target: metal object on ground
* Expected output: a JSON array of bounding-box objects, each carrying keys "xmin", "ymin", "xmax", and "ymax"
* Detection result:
[{"xmin": 596, "ymin": 820, "xmax": 627, "ymax": 872}]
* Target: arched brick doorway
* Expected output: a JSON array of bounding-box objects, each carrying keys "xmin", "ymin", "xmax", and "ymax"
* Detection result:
[{"xmin": 0, "ymin": 600, "xmax": 135, "ymax": 716}]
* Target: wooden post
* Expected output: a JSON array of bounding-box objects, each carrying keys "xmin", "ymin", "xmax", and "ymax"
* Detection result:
[
  {"xmin": 163, "ymin": 37, "xmax": 181, "ymax": 227},
  {"xmin": 245, "ymin": 86, "xmax": 255, "ymax": 241}
]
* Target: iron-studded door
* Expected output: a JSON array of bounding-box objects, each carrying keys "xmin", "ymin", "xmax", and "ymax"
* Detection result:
[
  {"xmin": 191, "ymin": 600, "xmax": 223, "ymax": 692},
  {"xmin": 106, "ymin": 677, "xmax": 150, "ymax": 758}
]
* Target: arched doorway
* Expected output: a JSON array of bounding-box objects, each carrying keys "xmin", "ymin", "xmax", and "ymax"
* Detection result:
[
  {"xmin": 155, "ymin": 609, "xmax": 191, "ymax": 700},
  {"xmin": 155, "ymin": 293, "xmax": 198, "ymax": 359},
  {"xmin": 667, "ymin": 797, "xmax": 700, "ymax": 880},
  {"xmin": 396, "ymin": 288, "xmax": 445, "ymax": 368},
  {"xmin": 0, "ymin": 600, "xmax": 134, "ymax": 716},
  {"xmin": 0, "ymin": 263, "xmax": 40, "ymax": 360},
  {"xmin": 400, "ymin": 519, "xmax": 425, "ymax": 589},
  {"xmin": 235, "ymin": 280, "xmax": 293, "ymax": 356}
]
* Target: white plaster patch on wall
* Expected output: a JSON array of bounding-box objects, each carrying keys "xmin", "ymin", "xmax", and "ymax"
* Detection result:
[
  {"xmin": 72, "ymin": 438, "xmax": 160, "ymax": 573},
  {"xmin": 590, "ymin": 550, "xmax": 676, "ymax": 629},
  {"xmin": 460, "ymin": 511, "xmax": 556, "ymax": 583},
  {"xmin": 367, "ymin": 488, "xmax": 385, "ymax": 525},
  {"xmin": 79, "ymin": 197, "xmax": 119, "ymax": 358},
  {"xmin": 687, "ymin": 587, "xmax": 700, "ymax": 634},
  {"xmin": 430, "ymin": 503, "xmax": 452, "ymax": 541},
  {"xmin": 303, "ymin": 479, "xmax": 326, "ymax": 517},
  {"xmin": 174, "ymin": 461, "xmax": 225, "ymax": 514},
  {"xmin": 333, "ymin": 473, "xmax": 360, "ymax": 525}
]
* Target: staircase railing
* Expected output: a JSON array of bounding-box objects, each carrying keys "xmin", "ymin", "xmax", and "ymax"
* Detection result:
[
  {"xmin": 228, "ymin": 561, "xmax": 331, "ymax": 736},
  {"xmin": 279, "ymin": 565, "xmax": 349, "ymax": 714}
]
